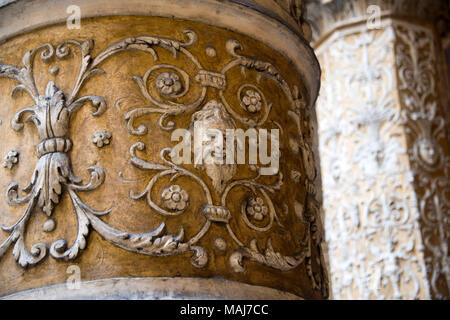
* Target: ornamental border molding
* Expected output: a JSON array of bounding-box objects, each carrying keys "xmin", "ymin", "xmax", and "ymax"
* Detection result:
[{"xmin": 1, "ymin": 276, "xmax": 303, "ymax": 300}]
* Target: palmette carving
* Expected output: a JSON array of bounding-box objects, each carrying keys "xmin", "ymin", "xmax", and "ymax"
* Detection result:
[
  {"xmin": 0, "ymin": 49, "xmax": 112, "ymax": 265},
  {"xmin": 0, "ymin": 31, "xmax": 207, "ymax": 267}
]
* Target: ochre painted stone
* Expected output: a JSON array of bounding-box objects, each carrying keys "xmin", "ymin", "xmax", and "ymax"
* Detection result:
[{"xmin": 0, "ymin": 16, "xmax": 326, "ymax": 299}]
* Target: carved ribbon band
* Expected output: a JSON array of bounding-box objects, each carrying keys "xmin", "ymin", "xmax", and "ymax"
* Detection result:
[
  {"xmin": 36, "ymin": 137, "xmax": 72, "ymax": 158},
  {"xmin": 0, "ymin": 28, "xmax": 328, "ymax": 298}
]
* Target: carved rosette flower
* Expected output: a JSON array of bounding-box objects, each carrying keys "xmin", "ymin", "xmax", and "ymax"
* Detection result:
[
  {"xmin": 161, "ymin": 185, "xmax": 189, "ymax": 211},
  {"xmin": 2, "ymin": 150, "xmax": 19, "ymax": 169},
  {"xmin": 156, "ymin": 72, "xmax": 182, "ymax": 97},
  {"xmin": 92, "ymin": 130, "xmax": 112, "ymax": 148},
  {"xmin": 245, "ymin": 197, "xmax": 268, "ymax": 221},
  {"xmin": 242, "ymin": 89, "xmax": 262, "ymax": 113}
]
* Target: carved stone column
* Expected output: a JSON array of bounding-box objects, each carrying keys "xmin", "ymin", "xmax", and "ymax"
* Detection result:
[
  {"xmin": 0, "ymin": 0, "xmax": 328, "ymax": 299},
  {"xmin": 306, "ymin": 0, "xmax": 450, "ymax": 299}
]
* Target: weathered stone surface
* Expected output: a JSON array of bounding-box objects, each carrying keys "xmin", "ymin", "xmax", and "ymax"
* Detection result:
[{"xmin": 0, "ymin": 1, "xmax": 326, "ymax": 299}]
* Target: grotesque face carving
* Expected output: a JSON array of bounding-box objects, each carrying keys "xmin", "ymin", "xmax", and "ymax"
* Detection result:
[{"xmin": 417, "ymin": 138, "xmax": 439, "ymax": 167}]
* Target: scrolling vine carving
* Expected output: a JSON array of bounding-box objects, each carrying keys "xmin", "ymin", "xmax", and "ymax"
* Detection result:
[
  {"xmin": 0, "ymin": 29, "xmax": 327, "ymax": 297},
  {"xmin": 0, "ymin": 31, "xmax": 205, "ymax": 267},
  {"xmin": 121, "ymin": 30, "xmax": 328, "ymax": 296}
]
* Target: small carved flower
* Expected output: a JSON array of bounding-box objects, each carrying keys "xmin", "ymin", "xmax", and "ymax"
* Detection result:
[
  {"xmin": 92, "ymin": 130, "xmax": 112, "ymax": 148},
  {"xmin": 156, "ymin": 72, "xmax": 182, "ymax": 96},
  {"xmin": 246, "ymin": 197, "xmax": 268, "ymax": 221},
  {"xmin": 2, "ymin": 150, "xmax": 19, "ymax": 169},
  {"xmin": 161, "ymin": 185, "xmax": 189, "ymax": 211},
  {"xmin": 242, "ymin": 90, "xmax": 262, "ymax": 113}
]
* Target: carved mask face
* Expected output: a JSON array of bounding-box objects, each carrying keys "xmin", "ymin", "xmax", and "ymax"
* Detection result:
[
  {"xmin": 418, "ymin": 138, "xmax": 438, "ymax": 166},
  {"xmin": 190, "ymin": 100, "xmax": 237, "ymax": 193}
]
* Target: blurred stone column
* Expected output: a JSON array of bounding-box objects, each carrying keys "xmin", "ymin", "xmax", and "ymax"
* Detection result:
[
  {"xmin": 0, "ymin": 0, "xmax": 328, "ymax": 299},
  {"xmin": 306, "ymin": 0, "xmax": 450, "ymax": 299}
]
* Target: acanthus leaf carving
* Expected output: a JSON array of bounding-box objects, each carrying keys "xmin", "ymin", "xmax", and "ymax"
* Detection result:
[
  {"xmin": 119, "ymin": 32, "xmax": 327, "ymax": 296},
  {"xmin": 0, "ymin": 28, "xmax": 327, "ymax": 296}
]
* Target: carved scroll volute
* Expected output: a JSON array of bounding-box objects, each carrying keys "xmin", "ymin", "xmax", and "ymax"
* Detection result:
[
  {"xmin": 119, "ymin": 28, "xmax": 327, "ymax": 298},
  {"xmin": 0, "ymin": 17, "xmax": 326, "ymax": 299}
]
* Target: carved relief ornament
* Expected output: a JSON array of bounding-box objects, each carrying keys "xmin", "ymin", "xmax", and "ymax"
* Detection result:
[{"xmin": 0, "ymin": 29, "xmax": 327, "ymax": 297}]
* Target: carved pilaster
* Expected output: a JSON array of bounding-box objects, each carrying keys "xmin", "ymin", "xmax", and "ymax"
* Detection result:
[{"xmin": 308, "ymin": 0, "xmax": 450, "ymax": 299}]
